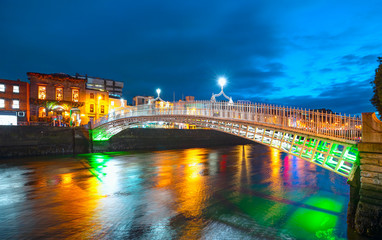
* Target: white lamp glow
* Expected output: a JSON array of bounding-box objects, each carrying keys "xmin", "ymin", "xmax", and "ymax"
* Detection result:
[
  {"xmin": 156, "ymin": 88, "xmax": 161, "ymax": 96},
  {"xmin": 218, "ymin": 77, "xmax": 226, "ymax": 88}
]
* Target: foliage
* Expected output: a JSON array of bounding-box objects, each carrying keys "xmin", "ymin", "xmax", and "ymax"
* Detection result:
[{"xmin": 371, "ymin": 57, "xmax": 382, "ymax": 117}]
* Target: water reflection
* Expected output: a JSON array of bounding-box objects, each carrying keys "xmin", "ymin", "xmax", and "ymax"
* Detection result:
[{"xmin": 0, "ymin": 145, "xmax": 357, "ymax": 239}]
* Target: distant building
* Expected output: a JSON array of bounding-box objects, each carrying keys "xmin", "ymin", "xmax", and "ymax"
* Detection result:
[
  {"xmin": 109, "ymin": 96, "xmax": 127, "ymax": 111},
  {"xmin": 0, "ymin": 79, "xmax": 30, "ymax": 125},
  {"xmin": 74, "ymin": 74, "xmax": 124, "ymax": 98},
  {"xmin": 185, "ymin": 96, "xmax": 195, "ymax": 102},
  {"xmin": 27, "ymin": 72, "xmax": 86, "ymax": 126},
  {"xmin": 133, "ymin": 96, "xmax": 154, "ymax": 106}
]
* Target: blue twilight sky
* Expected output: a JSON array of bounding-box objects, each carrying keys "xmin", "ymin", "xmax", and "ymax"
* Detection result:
[{"xmin": 1, "ymin": 0, "xmax": 382, "ymax": 114}]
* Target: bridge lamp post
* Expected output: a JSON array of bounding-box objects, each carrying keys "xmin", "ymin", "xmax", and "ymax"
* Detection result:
[
  {"xmin": 211, "ymin": 76, "xmax": 233, "ymax": 104},
  {"xmin": 150, "ymin": 88, "xmax": 164, "ymax": 105}
]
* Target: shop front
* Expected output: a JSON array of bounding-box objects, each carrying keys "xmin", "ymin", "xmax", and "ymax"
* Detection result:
[{"xmin": 33, "ymin": 100, "xmax": 84, "ymax": 127}]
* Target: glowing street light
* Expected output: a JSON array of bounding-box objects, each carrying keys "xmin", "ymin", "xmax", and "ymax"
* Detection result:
[
  {"xmin": 211, "ymin": 76, "xmax": 233, "ymax": 103},
  {"xmin": 218, "ymin": 77, "xmax": 226, "ymax": 88},
  {"xmin": 149, "ymin": 88, "xmax": 164, "ymax": 104}
]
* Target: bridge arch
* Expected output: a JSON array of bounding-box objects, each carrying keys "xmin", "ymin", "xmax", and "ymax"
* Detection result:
[{"xmin": 92, "ymin": 112, "xmax": 359, "ymax": 179}]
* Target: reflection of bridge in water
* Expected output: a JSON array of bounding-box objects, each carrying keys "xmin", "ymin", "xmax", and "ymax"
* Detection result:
[{"xmin": 91, "ymin": 101, "xmax": 361, "ymax": 180}]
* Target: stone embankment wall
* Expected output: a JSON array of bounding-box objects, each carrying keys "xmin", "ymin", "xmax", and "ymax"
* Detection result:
[
  {"xmin": 0, "ymin": 126, "xmax": 252, "ymax": 158},
  {"xmin": 0, "ymin": 126, "xmax": 89, "ymax": 158},
  {"xmin": 349, "ymin": 113, "xmax": 382, "ymax": 238},
  {"xmin": 93, "ymin": 128, "xmax": 252, "ymax": 152}
]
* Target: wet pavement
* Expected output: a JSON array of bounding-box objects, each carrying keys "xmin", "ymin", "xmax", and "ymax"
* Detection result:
[{"xmin": 0, "ymin": 144, "xmax": 365, "ymax": 239}]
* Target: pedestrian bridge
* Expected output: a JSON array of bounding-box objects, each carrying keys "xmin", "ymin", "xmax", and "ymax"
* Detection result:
[{"xmin": 92, "ymin": 101, "xmax": 361, "ymax": 179}]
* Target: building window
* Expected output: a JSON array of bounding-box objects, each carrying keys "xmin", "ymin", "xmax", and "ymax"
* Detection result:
[
  {"xmin": 12, "ymin": 100, "xmax": 19, "ymax": 109},
  {"xmin": 38, "ymin": 86, "xmax": 46, "ymax": 100},
  {"xmin": 72, "ymin": 89, "xmax": 79, "ymax": 102},
  {"xmin": 13, "ymin": 85, "xmax": 19, "ymax": 93},
  {"xmin": 90, "ymin": 93, "xmax": 94, "ymax": 99},
  {"xmin": 102, "ymin": 94, "xmax": 105, "ymax": 100},
  {"xmin": 38, "ymin": 107, "xmax": 46, "ymax": 117},
  {"xmin": 0, "ymin": 99, "xmax": 4, "ymax": 108},
  {"xmin": 90, "ymin": 104, "xmax": 94, "ymax": 113},
  {"xmin": 0, "ymin": 84, "xmax": 5, "ymax": 92},
  {"xmin": 101, "ymin": 105, "xmax": 104, "ymax": 114},
  {"xmin": 56, "ymin": 88, "xmax": 63, "ymax": 101}
]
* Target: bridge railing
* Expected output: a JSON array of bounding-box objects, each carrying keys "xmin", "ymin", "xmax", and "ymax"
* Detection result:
[{"xmin": 94, "ymin": 100, "xmax": 362, "ymax": 141}]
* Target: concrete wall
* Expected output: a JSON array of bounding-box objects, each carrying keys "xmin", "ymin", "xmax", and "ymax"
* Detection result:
[
  {"xmin": 0, "ymin": 126, "xmax": 89, "ymax": 158},
  {"xmin": 349, "ymin": 113, "xmax": 382, "ymax": 238}
]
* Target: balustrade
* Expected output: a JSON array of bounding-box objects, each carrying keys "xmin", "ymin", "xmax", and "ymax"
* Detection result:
[{"xmin": 94, "ymin": 100, "xmax": 362, "ymax": 141}]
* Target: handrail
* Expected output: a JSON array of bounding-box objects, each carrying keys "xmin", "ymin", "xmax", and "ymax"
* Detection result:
[{"xmin": 93, "ymin": 100, "xmax": 362, "ymax": 141}]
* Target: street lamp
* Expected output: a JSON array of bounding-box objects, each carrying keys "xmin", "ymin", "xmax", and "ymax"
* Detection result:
[
  {"xmin": 218, "ymin": 77, "xmax": 226, "ymax": 89},
  {"xmin": 149, "ymin": 88, "xmax": 164, "ymax": 104},
  {"xmin": 211, "ymin": 76, "xmax": 233, "ymax": 103}
]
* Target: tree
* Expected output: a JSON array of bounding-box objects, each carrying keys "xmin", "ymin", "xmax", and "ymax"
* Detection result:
[{"xmin": 371, "ymin": 57, "xmax": 382, "ymax": 117}]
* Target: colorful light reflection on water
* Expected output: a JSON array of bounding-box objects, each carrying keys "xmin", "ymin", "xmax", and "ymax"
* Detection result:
[{"xmin": 0, "ymin": 145, "xmax": 363, "ymax": 239}]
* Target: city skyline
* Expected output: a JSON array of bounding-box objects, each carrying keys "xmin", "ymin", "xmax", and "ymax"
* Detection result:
[{"xmin": 1, "ymin": 0, "xmax": 382, "ymax": 114}]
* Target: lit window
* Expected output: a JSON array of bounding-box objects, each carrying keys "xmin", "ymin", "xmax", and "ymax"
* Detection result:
[
  {"xmin": 0, "ymin": 84, "xmax": 5, "ymax": 92},
  {"xmin": 12, "ymin": 100, "xmax": 19, "ymax": 109},
  {"xmin": 13, "ymin": 85, "xmax": 19, "ymax": 93},
  {"xmin": 38, "ymin": 86, "xmax": 46, "ymax": 100},
  {"xmin": 90, "ymin": 104, "xmax": 94, "ymax": 113},
  {"xmin": 0, "ymin": 99, "xmax": 4, "ymax": 108},
  {"xmin": 90, "ymin": 93, "xmax": 94, "ymax": 99},
  {"xmin": 72, "ymin": 89, "xmax": 79, "ymax": 102},
  {"xmin": 56, "ymin": 88, "xmax": 63, "ymax": 101},
  {"xmin": 39, "ymin": 107, "xmax": 46, "ymax": 117},
  {"xmin": 101, "ymin": 105, "xmax": 104, "ymax": 114},
  {"xmin": 102, "ymin": 94, "xmax": 105, "ymax": 100},
  {"xmin": 111, "ymin": 101, "xmax": 114, "ymax": 106}
]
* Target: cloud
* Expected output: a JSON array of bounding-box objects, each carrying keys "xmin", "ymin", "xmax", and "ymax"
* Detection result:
[
  {"xmin": 264, "ymin": 79, "xmax": 374, "ymax": 114},
  {"xmin": 0, "ymin": 0, "xmax": 381, "ymax": 112},
  {"xmin": 320, "ymin": 68, "xmax": 333, "ymax": 73},
  {"xmin": 339, "ymin": 54, "xmax": 379, "ymax": 66}
]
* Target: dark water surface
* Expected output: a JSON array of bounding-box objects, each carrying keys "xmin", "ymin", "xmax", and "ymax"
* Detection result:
[{"xmin": 0, "ymin": 144, "xmax": 364, "ymax": 239}]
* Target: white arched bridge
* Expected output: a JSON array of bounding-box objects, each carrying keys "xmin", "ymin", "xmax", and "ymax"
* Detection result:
[{"xmin": 91, "ymin": 100, "xmax": 361, "ymax": 180}]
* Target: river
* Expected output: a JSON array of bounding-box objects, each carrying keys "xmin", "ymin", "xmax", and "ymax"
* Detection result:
[{"xmin": 0, "ymin": 144, "xmax": 366, "ymax": 239}]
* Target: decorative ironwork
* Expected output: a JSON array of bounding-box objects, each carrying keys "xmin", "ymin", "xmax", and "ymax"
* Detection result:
[
  {"xmin": 92, "ymin": 100, "xmax": 362, "ymax": 180},
  {"xmin": 211, "ymin": 77, "xmax": 233, "ymax": 103}
]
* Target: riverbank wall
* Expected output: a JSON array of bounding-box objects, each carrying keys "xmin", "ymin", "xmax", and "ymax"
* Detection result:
[
  {"xmin": 348, "ymin": 113, "xmax": 382, "ymax": 238},
  {"xmin": 0, "ymin": 126, "xmax": 252, "ymax": 158},
  {"xmin": 94, "ymin": 128, "xmax": 252, "ymax": 152},
  {"xmin": 0, "ymin": 126, "xmax": 89, "ymax": 158}
]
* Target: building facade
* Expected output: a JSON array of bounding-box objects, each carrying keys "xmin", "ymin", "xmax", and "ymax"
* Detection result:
[
  {"xmin": 83, "ymin": 89, "xmax": 128, "ymax": 126},
  {"xmin": 28, "ymin": 72, "xmax": 86, "ymax": 126},
  {"xmin": 0, "ymin": 79, "xmax": 30, "ymax": 125},
  {"xmin": 133, "ymin": 96, "xmax": 154, "ymax": 106},
  {"xmin": 84, "ymin": 89, "xmax": 109, "ymax": 126},
  {"xmin": 185, "ymin": 96, "xmax": 195, "ymax": 102},
  {"xmin": 109, "ymin": 96, "xmax": 127, "ymax": 112},
  {"xmin": 74, "ymin": 74, "xmax": 124, "ymax": 98}
]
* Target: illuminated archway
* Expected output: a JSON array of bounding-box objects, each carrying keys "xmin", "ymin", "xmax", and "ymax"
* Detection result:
[{"xmin": 38, "ymin": 107, "xmax": 46, "ymax": 118}]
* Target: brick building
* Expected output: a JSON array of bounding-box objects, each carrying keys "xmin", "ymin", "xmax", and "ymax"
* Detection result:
[
  {"xmin": 27, "ymin": 72, "xmax": 86, "ymax": 126},
  {"xmin": 0, "ymin": 79, "xmax": 30, "ymax": 125}
]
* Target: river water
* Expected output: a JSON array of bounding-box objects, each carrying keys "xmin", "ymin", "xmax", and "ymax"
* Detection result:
[{"xmin": 0, "ymin": 144, "xmax": 364, "ymax": 239}]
